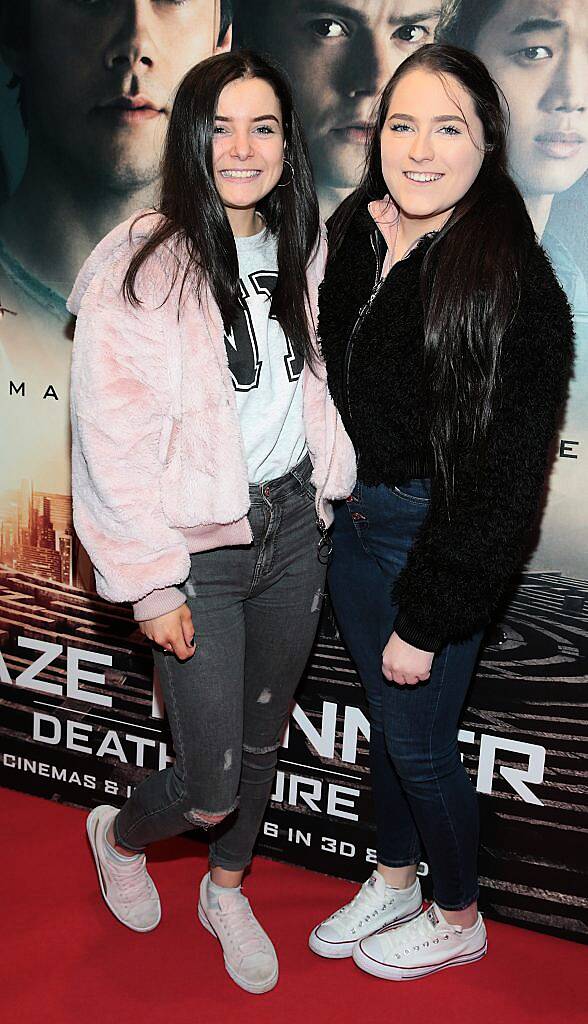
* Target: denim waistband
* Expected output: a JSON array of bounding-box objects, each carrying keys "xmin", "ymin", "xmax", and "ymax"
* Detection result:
[
  {"xmin": 248, "ymin": 453, "xmax": 313, "ymax": 506},
  {"xmin": 357, "ymin": 455, "xmax": 434, "ymax": 487}
]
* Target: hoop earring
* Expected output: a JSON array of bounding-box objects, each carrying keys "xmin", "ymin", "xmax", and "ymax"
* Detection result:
[{"xmin": 277, "ymin": 159, "xmax": 294, "ymax": 188}]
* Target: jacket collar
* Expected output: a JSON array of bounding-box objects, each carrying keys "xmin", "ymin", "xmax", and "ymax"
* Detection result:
[
  {"xmin": 365, "ymin": 194, "xmax": 439, "ymax": 265},
  {"xmin": 368, "ymin": 194, "xmax": 400, "ymax": 255}
]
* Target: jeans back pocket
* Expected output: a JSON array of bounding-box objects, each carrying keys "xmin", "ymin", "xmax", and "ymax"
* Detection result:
[{"xmin": 393, "ymin": 478, "xmax": 431, "ymax": 505}]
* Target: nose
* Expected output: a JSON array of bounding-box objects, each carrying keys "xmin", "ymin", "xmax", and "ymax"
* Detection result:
[
  {"xmin": 103, "ymin": 0, "xmax": 157, "ymax": 73},
  {"xmin": 344, "ymin": 30, "xmax": 391, "ymax": 99},
  {"xmin": 540, "ymin": 42, "xmax": 587, "ymax": 115},
  {"xmin": 408, "ymin": 130, "xmax": 435, "ymax": 163},
  {"xmin": 229, "ymin": 128, "xmax": 255, "ymax": 161}
]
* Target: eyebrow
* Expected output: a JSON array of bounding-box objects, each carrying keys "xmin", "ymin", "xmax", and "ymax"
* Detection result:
[
  {"xmin": 511, "ymin": 18, "xmax": 563, "ymax": 35},
  {"xmin": 392, "ymin": 8, "xmax": 441, "ymax": 26},
  {"xmin": 389, "ymin": 113, "xmax": 467, "ymax": 123},
  {"xmin": 214, "ymin": 114, "xmax": 281, "ymax": 123},
  {"xmin": 296, "ymin": 2, "xmax": 440, "ymax": 25}
]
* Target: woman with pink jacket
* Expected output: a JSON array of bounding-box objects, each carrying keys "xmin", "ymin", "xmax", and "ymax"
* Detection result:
[{"xmin": 68, "ymin": 51, "xmax": 355, "ymax": 995}]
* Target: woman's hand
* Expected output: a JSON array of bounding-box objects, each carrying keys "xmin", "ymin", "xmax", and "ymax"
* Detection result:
[
  {"xmin": 382, "ymin": 632, "xmax": 434, "ymax": 686},
  {"xmin": 138, "ymin": 604, "xmax": 196, "ymax": 661}
]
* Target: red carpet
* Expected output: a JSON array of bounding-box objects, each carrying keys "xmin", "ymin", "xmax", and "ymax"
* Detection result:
[{"xmin": 2, "ymin": 788, "xmax": 585, "ymax": 1024}]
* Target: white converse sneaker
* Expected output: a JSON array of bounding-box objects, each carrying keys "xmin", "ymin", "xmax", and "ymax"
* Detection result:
[
  {"xmin": 86, "ymin": 804, "xmax": 161, "ymax": 933},
  {"xmin": 197, "ymin": 873, "xmax": 279, "ymax": 994},
  {"xmin": 309, "ymin": 871, "xmax": 423, "ymax": 959},
  {"xmin": 353, "ymin": 902, "xmax": 487, "ymax": 980}
]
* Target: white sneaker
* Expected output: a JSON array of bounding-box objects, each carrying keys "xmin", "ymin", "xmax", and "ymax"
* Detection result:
[
  {"xmin": 309, "ymin": 871, "xmax": 423, "ymax": 959},
  {"xmin": 86, "ymin": 804, "xmax": 161, "ymax": 933},
  {"xmin": 353, "ymin": 902, "xmax": 487, "ymax": 980},
  {"xmin": 197, "ymin": 873, "xmax": 279, "ymax": 994}
]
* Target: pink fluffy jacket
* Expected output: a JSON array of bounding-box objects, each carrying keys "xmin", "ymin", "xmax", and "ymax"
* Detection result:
[{"xmin": 68, "ymin": 212, "xmax": 356, "ymax": 622}]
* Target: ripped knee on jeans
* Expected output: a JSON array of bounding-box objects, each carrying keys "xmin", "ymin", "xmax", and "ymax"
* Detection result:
[{"xmin": 183, "ymin": 800, "xmax": 238, "ymax": 830}]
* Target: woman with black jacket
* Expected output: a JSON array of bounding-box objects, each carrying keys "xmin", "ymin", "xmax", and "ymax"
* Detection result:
[{"xmin": 308, "ymin": 44, "xmax": 574, "ymax": 981}]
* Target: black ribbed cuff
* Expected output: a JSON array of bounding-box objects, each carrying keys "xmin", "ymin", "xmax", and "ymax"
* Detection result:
[{"xmin": 393, "ymin": 610, "xmax": 444, "ymax": 653}]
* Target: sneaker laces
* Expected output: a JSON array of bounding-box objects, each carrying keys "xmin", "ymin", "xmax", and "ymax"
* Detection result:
[
  {"xmin": 108, "ymin": 855, "xmax": 152, "ymax": 906},
  {"xmin": 219, "ymin": 897, "xmax": 268, "ymax": 959},
  {"xmin": 327, "ymin": 876, "xmax": 397, "ymax": 929},
  {"xmin": 386, "ymin": 906, "xmax": 452, "ymax": 954}
]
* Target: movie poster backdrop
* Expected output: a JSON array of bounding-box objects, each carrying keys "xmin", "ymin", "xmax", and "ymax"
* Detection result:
[{"xmin": 0, "ymin": 1, "xmax": 586, "ymax": 943}]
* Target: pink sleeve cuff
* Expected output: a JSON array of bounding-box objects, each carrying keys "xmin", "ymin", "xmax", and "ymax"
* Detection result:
[{"xmin": 132, "ymin": 586, "xmax": 187, "ymax": 622}]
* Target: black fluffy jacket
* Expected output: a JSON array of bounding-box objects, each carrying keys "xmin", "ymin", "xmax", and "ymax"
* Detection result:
[{"xmin": 318, "ymin": 206, "xmax": 575, "ymax": 651}]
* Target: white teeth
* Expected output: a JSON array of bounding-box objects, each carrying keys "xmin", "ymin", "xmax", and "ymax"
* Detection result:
[
  {"xmin": 220, "ymin": 170, "xmax": 261, "ymax": 178},
  {"xmin": 404, "ymin": 172, "xmax": 443, "ymax": 182}
]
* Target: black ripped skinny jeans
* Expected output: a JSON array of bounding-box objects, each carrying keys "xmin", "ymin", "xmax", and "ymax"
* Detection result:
[{"xmin": 114, "ymin": 455, "xmax": 326, "ymax": 871}]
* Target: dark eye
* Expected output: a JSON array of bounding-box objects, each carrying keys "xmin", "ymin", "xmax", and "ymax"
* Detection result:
[
  {"xmin": 392, "ymin": 24, "xmax": 430, "ymax": 44},
  {"xmin": 308, "ymin": 18, "xmax": 348, "ymax": 39},
  {"xmin": 516, "ymin": 45, "xmax": 553, "ymax": 61}
]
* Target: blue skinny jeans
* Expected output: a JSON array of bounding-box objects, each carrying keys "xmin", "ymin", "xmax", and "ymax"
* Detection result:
[{"xmin": 328, "ymin": 478, "xmax": 483, "ymax": 910}]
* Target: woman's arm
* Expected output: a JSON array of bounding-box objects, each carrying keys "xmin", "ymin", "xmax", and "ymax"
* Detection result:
[
  {"xmin": 391, "ymin": 247, "xmax": 575, "ymax": 653},
  {"xmin": 70, "ymin": 257, "xmax": 191, "ymax": 622}
]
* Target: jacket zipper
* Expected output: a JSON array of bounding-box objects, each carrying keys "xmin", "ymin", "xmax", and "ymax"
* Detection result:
[
  {"xmin": 314, "ymin": 231, "xmax": 393, "ymax": 557},
  {"xmin": 343, "ymin": 230, "xmax": 384, "ymax": 425},
  {"xmin": 313, "ymin": 231, "xmax": 383, "ymax": 557}
]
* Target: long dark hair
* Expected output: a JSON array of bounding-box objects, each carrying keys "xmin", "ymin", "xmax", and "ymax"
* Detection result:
[
  {"xmin": 329, "ymin": 43, "xmax": 535, "ymax": 494},
  {"xmin": 124, "ymin": 50, "xmax": 320, "ymax": 368}
]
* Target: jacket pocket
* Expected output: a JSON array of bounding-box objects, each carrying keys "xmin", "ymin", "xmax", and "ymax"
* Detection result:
[{"xmin": 159, "ymin": 414, "xmax": 180, "ymax": 465}]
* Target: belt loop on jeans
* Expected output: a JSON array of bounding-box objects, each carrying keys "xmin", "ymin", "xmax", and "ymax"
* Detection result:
[
  {"xmin": 251, "ymin": 453, "xmax": 312, "ymax": 504},
  {"xmin": 289, "ymin": 451, "xmax": 312, "ymax": 490}
]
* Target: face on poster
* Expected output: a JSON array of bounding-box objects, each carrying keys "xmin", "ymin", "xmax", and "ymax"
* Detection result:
[
  {"xmin": 0, "ymin": 0, "xmax": 231, "ymax": 588},
  {"xmin": 40, "ymin": 2, "xmax": 224, "ymax": 186},
  {"xmin": 434, "ymin": 0, "xmax": 588, "ymax": 574},
  {"xmin": 234, "ymin": 1, "xmax": 442, "ymax": 215},
  {"xmin": 0, "ymin": 1, "xmax": 231, "ymax": 276},
  {"xmin": 437, "ymin": 0, "xmax": 588, "ymax": 313}
]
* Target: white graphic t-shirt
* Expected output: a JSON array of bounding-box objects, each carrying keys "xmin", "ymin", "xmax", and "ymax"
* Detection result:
[{"xmin": 226, "ymin": 227, "xmax": 307, "ymax": 484}]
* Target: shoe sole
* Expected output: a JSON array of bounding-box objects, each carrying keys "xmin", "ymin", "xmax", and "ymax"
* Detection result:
[
  {"xmin": 308, "ymin": 903, "xmax": 423, "ymax": 959},
  {"xmin": 352, "ymin": 939, "xmax": 488, "ymax": 980},
  {"xmin": 86, "ymin": 807, "xmax": 161, "ymax": 934},
  {"xmin": 197, "ymin": 900, "xmax": 279, "ymax": 994}
]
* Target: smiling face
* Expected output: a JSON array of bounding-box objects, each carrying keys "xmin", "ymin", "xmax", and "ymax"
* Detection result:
[
  {"xmin": 474, "ymin": 0, "xmax": 588, "ymax": 197},
  {"xmin": 380, "ymin": 67, "xmax": 485, "ymax": 227},
  {"xmin": 242, "ymin": 0, "xmax": 441, "ymax": 190},
  {"xmin": 212, "ymin": 76, "xmax": 286, "ymax": 224},
  {"xmin": 11, "ymin": 0, "xmax": 229, "ymax": 192}
]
